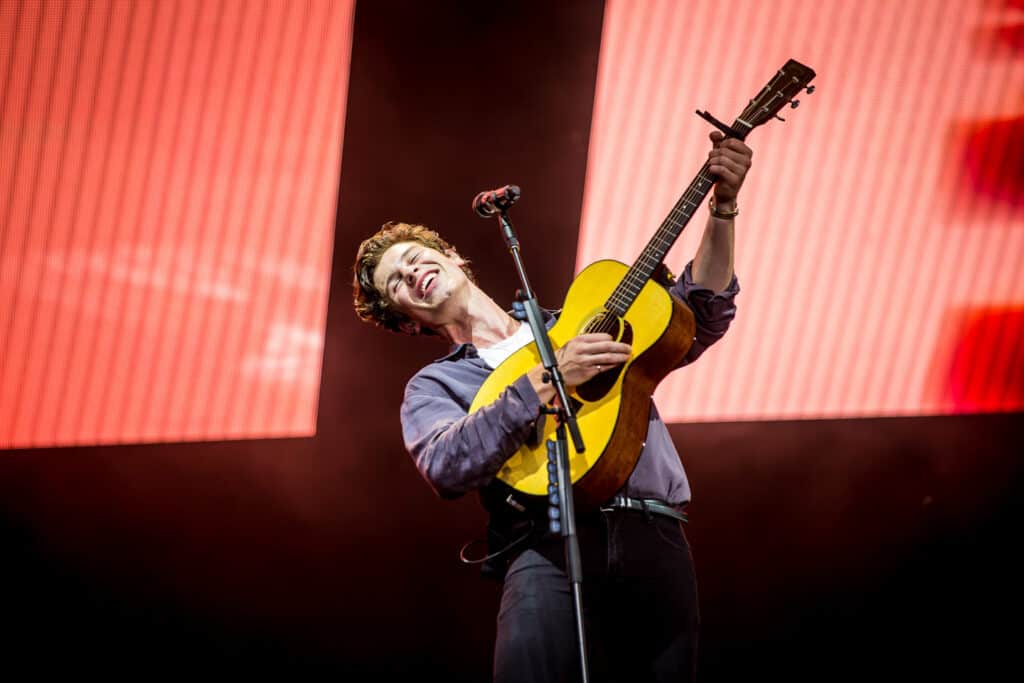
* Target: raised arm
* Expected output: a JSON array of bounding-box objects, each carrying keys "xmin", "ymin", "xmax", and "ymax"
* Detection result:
[{"xmin": 691, "ymin": 130, "xmax": 752, "ymax": 293}]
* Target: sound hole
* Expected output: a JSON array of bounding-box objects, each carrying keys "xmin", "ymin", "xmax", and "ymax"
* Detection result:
[
  {"xmin": 583, "ymin": 310, "xmax": 622, "ymax": 338},
  {"xmin": 577, "ymin": 312, "xmax": 632, "ymax": 402}
]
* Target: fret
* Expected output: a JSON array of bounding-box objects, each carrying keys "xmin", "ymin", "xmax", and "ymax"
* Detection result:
[
  {"xmin": 598, "ymin": 59, "xmax": 815, "ymax": 320},
  {"xmin": 605, "ymin": 160, "xmax": 718, "ymax": 316}
]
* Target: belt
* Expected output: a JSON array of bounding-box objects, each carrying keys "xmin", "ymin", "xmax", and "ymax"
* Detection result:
[{"xmin": 600, "ymin": 495, "xmax": 688, "ymax": 523}]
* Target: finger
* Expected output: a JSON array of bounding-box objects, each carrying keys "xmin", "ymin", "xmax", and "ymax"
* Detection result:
[
  {"xmin": 591, "ymin": 342, "xmax": 630, "ymax": 359},
  {"xmin": 573, "ymin": 333, "xmax": 614, "ymax": 343},
  {"xmin": 598, "ymin": 352, "xmax": 632, "ymax": 365},
  {"xmin": 710, "ymin": 168, "xmax": 741, "ymax": 189},
  {"xmin": 708, "ymin": 154, "xmax": 749, "ymax": 176},
  {"xmin": 718, "ymin": 138, "xmax": 752, "ymax": 158},
  {"xmin": 709, "ymin": 130, "xmax": 725, "ymax": 145},
  {"xmin": 583, "ymin": 341, "xmax": 632, "ymax": 355},
  {"xmin": 712, "ymin": 147, "xmax": 752, "ymax": 167}
]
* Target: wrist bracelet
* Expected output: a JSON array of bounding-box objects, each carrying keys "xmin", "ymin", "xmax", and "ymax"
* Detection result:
[{"xmin": 709, "ymin": 197, "xmax": 739, "ymax": 219}]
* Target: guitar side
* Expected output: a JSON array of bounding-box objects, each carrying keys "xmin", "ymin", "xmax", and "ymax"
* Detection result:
[{"xmin": 469, "ymin": 259, "xmax": 696, "ymax": 509}]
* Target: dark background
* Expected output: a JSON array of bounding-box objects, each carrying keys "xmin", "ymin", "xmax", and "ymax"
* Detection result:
[{"xmin": 2, "ymin": 2, "xmax": 1022, "ymax": 680}]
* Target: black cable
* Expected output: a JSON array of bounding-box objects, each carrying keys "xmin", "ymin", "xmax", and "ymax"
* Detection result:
[{"xmin": 458, "ymin": 520, "xmax": 536, "ymax": 565}]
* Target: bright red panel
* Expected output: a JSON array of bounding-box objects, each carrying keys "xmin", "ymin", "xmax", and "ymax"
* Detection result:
[
  {"xmin": 0, "ymin": 0, "xmax": 355, "ymax": 448},
  {"xmin": 578, "ymin": 0, "xmax": 1024, "ymax": 421}
]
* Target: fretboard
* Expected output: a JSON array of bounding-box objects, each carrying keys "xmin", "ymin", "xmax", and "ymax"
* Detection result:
[{"xmin": 604, "ymin": 161, "xmax": 717, "ymax": 316}]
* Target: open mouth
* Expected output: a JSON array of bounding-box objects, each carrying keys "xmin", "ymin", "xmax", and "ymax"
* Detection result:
[{"xmin": 417, "ymin": 270, "xmax": 437, "ymax": 299}]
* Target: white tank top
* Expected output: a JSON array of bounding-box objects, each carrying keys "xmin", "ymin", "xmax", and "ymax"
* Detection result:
[{"xmin": 477, "ymin": 322, "xmax": 534, "ymax": 370}]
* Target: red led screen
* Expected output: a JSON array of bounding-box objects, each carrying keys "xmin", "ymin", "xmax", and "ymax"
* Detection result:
[
  {"xmin": 578, "ymin": 0, "xmax": 1024, "ymax": 421},
  {"xmin": 0, "ymin": 0, "xmax": 354, "ymax": 448}
]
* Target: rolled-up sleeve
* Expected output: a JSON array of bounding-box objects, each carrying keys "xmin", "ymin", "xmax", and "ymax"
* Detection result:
[
  {"xmin": 401, "ymin": 370, "xmax": 542, "ymax": 499},
  {"xmin": 672, "ymin": 261, "xmax": 740, "ymax": 366}
]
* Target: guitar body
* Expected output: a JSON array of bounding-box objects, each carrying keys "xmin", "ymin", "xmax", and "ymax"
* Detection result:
[{"xmin": 468, "ymin": 259, "xmax": 695, "ymax": 510}]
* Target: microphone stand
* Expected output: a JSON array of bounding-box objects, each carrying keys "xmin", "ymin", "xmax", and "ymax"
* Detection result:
[{"xmin": 494, "ymin": 209, "xmax": 590, "ymax": 683}]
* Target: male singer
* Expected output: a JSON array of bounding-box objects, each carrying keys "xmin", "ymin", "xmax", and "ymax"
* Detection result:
[{"xmin": 352, "ymin": 130, "xmax": 751, "ymax": 682}]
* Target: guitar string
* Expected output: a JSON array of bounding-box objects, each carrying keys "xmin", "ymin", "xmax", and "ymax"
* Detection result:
[
  {"xmin": 594, "ymin": 71, "xmax": 800, "ymax": 331},
  {"xmin": 587, "ymin": 162, "xmax": 714, "ymax": 336},
  {"xmin": 605, "ymin": 163, "xmax": 717, "ymax": 315},
  {"xmin": 505, "ymin": 66, "xmax": 812, "ymax": 490},
  {"xmin": 605, "ymin": 102, "xmax": 764, "ymax": 311}
]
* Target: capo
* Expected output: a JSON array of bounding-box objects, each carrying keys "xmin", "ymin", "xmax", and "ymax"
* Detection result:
[{"xmin": 695, "ymin": 109, "xmax": 745, "ymax": 140}]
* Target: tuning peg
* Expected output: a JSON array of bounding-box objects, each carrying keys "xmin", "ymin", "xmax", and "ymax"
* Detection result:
[
  {"xmin": 790, "ymin": 99, "xmax": 800, "ymax": 109},
  {"xmin": 774, "ymin": 114, "xmax": 786, "ymax": 122},
  {"xmin": 806, "ymin": 85, "xmax": 815, "ymax": 94}
]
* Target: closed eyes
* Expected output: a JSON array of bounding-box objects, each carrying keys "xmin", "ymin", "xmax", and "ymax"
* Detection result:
[{"xmin": 388, "ymin": 249, "xmax": 422, "ymax": 295}]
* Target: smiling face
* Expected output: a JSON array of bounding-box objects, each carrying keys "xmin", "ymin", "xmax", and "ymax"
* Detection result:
[{"xmin": 372, "ymin": 241, "xmax": 470, "ymax": 333}]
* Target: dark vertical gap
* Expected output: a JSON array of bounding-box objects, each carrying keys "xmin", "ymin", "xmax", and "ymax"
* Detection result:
[{"xmin": 317, "ymin": 1, "xmax": 607, "ymax": 678}]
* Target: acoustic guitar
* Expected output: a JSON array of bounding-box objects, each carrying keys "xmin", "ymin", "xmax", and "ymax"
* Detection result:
[{"xmin": 469, "ymin": 59, "xmax": 816, "ymax": 510}]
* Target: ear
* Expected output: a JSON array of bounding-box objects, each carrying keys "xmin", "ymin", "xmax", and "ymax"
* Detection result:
[
  {"xmin": 397, "ymin": 319, "xmax": 421, "ymax": 336},
  {"xmin": 444, "ymin": 248, "xmax": 466, "ymax": 267}
]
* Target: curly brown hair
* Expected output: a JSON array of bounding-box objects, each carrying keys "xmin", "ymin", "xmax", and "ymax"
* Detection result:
[{"xmin": 352, "ymin": 221, "xmax": 476, "ymax": 333}]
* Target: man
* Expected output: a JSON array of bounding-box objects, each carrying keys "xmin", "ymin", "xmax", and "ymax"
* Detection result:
[{"xmin": 353, "ymin": 130, "xmax": 751, "ymax": 682}]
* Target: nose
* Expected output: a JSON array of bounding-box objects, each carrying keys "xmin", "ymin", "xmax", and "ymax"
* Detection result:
[{"xmin": 403, "ymin": 264, "xmax": 419, "ymax": 287}]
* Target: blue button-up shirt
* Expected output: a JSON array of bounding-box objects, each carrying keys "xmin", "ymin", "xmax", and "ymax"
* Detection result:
[{"xmin": 399, "ymin": 262, "xmax": 740, "ymax": 507}]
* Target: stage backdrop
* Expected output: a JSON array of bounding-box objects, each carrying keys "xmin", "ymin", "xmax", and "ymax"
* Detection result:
[
  {"xmin": 578, "ymin": 0, "xmax": 1024, "ymax": 421},
  {"xmin": 2, "ymin": 0, "xmax": 1021, "ymax": 449},
  {"xmin": 0, "ymin": 0, "xmax": 354, "ymax": 448}
]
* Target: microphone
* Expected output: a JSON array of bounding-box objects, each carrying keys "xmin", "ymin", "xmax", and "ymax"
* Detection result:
[{"xmin": 472, "ymin": 185, "xmax": 521, "ymax": 217}]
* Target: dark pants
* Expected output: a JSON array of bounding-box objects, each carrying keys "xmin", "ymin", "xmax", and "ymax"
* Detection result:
[{"xmin": 493, "ymin": 510, "xmax": 699, "ymax": 683}]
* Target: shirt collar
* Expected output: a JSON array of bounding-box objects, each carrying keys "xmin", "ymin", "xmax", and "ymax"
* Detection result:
[{"xmin": 432, "ymin": 308, "xmax": 559, "ymax": 363}]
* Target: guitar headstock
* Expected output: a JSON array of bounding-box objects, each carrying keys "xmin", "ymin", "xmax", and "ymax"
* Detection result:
[{"xmin": 735, "ymin": 59, "xmax": 816, "ymax": 134}]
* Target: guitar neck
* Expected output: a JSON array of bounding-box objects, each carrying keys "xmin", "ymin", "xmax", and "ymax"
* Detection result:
[
  {"xmin": 605, "ymin": 160, "xmax": 717, "ymax": 316},
  {"xmin": 602, "ymin": 58, "xmax": 816, "ymax": 318}
]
